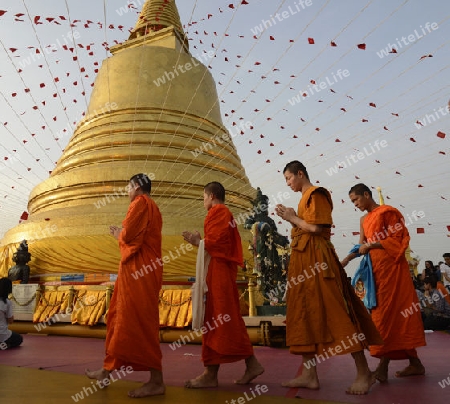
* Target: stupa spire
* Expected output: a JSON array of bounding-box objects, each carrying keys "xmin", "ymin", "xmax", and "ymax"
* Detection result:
[{"xmin": 129, "ymin": 0, "xmax": 188, "ymax": 49}]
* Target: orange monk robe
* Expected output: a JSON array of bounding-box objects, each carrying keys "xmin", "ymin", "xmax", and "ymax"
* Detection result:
[
  {"xmin": 104, "ymin": 195, "xmax": 163, "ymax": 371},
  {"xmin": 287, "ymin": 187, "xmax": 382, "ymax": 356},
  {"xmin": 202, "ymin": 204, "xmax": 253, "ymax": 365},
  {"xmin": 363, "ymin": 205, "xmax": 426, "ymax": 359}
]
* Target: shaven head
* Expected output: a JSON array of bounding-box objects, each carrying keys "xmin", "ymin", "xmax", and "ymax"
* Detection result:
[
  {"xmin": 130, "ymin": 173, "xmax": 151, "ymax": 194},
  {"xmin": 283, "ymin": 160, "xmax": 310, "ymax": 180},
  {"xmin": 349, "ymin": 183, "xmax": 372, "ymax": 198},
  {"xmin": 204, "ymin": 181, "xmax": 225, "ymax": 202}
]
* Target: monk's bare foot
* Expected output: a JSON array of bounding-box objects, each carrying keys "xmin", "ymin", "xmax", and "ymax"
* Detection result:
[
  {"xmin": 395, "ymin": 364, "xmax": 425, "ymax": 378},
  {"xmin": 234, "ymin": 361, "xmax": 265, "ymax": 384},
  {"xmin": 85, "ymin": 368, "xmax": 110, "ymax": 387},
  {"xmin": 128, "ymin": 381, "xmax": 165, "ymax": 398},
  {"xmin": 375, "ymin": 358, "xmax": 389, "ymax": 383},
  {"xmin": 185, "ymin": 373, "xmax": 218, "ymax": 389},
  {"xmin": 282, "ymin": 375, "xmax": 320, "ymax": 390},
  {"xmin": 346, "ymin": 371, "xmax": 376, "ymax": 395}
]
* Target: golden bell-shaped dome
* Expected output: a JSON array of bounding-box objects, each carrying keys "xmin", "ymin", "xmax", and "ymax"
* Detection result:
[{"xmin": 0, "ymin": 0, "xmax": 255, "ymax": 280}]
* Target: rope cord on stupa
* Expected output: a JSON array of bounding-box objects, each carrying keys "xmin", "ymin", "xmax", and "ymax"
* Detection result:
[
  {"xmin": 119, "ymin": 0, "xmax": 199, "ymax": 181},
  {"xmin": 39, "ymin": 292, "xmax": 70, "ymax": 307},
  {"xmin": 154, "ymin": 0, "xmax": 290, "ymax": 212},
  {"xmin": 0, "ymin": 39, "xmax": 61, "ymax": 170},
  {"xmin": 156, "ymin": 2, "xmax": 449, "ymax": 221},
  {"xmin": 144, "ymin": 0, "xmax": 231, "ymax": 194},
  {"xmin": 75, "ymin": 291, "xmax": 106, "ymax": 307},
  {"xmin": 102, "ymin": 0, "xmax": 117, "ymax": 193},
  {"xmin": 71, "ymin": 289, "xmax": 107, "ymax": 326},
  {"xmin": 63, "ymin": 0, "xmax": 89, "ymax": 108},
  {"xmin": 159, "ymin": 289, "xmax": 193, "ymax": 327},
  {"xmin": 33, "ymin": 290, "xmax": 71, "ymax": 323},
  {"xmin": 1, "ymin": 0, "xmax": 449, "ymax": 281},
  {"xmin": 154, "ymin": 0, "xmax": 383, "ymax": 214},
  {"xmin": 159, "ymin": 293, "xmax": 192, "ymax": 307},
  {"xmin": 21, "ymin": 0, "xmax": 69, "ymax": 154},
  {"xmin": 8, "ymin": 292, "xmax": 36, "ymax": 307},
  {"xmin": 0, "ymin": 95, "xmax": 51, "ymax": 182},
  {"xmin": 0, "ymin": 2, "xmax": 446, "ymax": 207}
]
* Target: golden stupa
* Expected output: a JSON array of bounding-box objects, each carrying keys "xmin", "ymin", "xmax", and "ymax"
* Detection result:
[{"xmin": 0, "ymin": 0, "xmax": 255, "ymax": 280}]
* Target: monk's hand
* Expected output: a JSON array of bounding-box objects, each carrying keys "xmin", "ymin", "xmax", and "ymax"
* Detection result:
[
  {"xmin": 109, "ymin": 225, "xmax": 121, "ymax": 240},
  {"xmin": 283, "ymin": 208, "xmax": 297, "ymax": 222},
  {"xmin": 359, "ymin": 244, "xmax": 371, "ymax": 254},
  {"xmin": 182, "ymin": 230, "xmax": 191, "ymax": 243},
  {"xmin": 275, "ymin": 204, "xmax": 285, "ymax": 217},
  {"xmin": 182, "ymin": 230, "xmax": 201, "ymax": 246},
  {"xmin": 276, "ymin": 204, "xmax": 296, "ymax": 221}
]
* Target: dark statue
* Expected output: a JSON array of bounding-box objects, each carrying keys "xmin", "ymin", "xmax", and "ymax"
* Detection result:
[
  {"xmin": 244, "ymin": 188, "xmax": 289, "ymax": 304},
  {"xmin": 8, "ymin": 240, "xmax": 31, "ymax": 284}
]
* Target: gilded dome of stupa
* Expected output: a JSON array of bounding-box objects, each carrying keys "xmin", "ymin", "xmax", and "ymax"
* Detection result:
[{"xmin": 0, "ymin": 0, "xmax": 255, "ymax": 280}]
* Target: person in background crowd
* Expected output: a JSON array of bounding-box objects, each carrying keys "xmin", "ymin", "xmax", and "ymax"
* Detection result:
[
  {"xmin": 421, "ymin": 275, "xmax": 450, "ymax": 331},
  {"xmin": 421, "ymin": 260, "xmax": 441, "ymax": 282},
  {"xmin": 440, "ymin": 254, "xmax": 450, "ymax": 292},
  {"xmin": 0, "ymin": 277, "xmax": 23, "ymax": 350}
]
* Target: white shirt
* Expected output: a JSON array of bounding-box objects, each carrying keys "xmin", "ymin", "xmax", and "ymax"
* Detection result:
[
  {"xmin": 0, "ymin": 299, "xmax": 13, "ymax": 343},
  {"xmin": 440, "ymin": 263, "xmax": 450, "ymax": 286}
]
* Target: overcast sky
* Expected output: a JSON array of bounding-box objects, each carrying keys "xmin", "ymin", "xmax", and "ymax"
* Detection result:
[{"xmin": 0, "ymin": 0, "xmax": 449, "ymax": 274}]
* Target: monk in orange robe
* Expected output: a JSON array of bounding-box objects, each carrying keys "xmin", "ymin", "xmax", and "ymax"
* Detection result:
[
  {"xmin": 182, "ymin": 181, "xmax": 264, "ymax": 388},
  {"xmin": 342, "ymin": 183, "xmax": 426, "ymax": 382},
  {"xmin": 275, "ymin": 161, "xmax": 383, "ymax": 395},
  {"xmin": 86, "ymin": 173, "xmax": 165, "ymax": 398}
]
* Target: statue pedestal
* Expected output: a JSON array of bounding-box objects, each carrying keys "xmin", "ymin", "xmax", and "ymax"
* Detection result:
[{"xmin": 10, "ymin": 284, "xmax": 40, "ymax": 321}]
